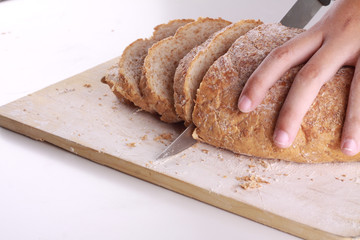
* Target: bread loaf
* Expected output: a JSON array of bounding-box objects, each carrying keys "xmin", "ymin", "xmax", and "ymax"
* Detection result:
[
  {"xmin": 140, "ymin": 17, "xmax": 231, "ymax": 123},
  {"xmin": 173, "ymin": 19, "xmax": 262, "ymax": 125},
  {"xmin": 192, "ymin": 23, "xmax": 357, "ymax": 163},
  {"xmin": 102, "ymin": 19, "xmax": 193, "ymax": 112}
]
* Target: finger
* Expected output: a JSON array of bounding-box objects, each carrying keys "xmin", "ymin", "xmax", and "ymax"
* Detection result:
[
  {"xmin": 341, "ymin": 57, "xmax": 360, "ymax": 156},
  {"xmin": 238, "ymin": 30, "xmax": 323, "ymax": 113},
  {"xmin": 273, "ymin": 42, "xmax": 347, "ymax": 148}
]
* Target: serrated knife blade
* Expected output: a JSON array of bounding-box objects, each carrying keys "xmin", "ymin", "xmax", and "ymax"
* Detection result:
[{"xmin": 155, "ymin": 123, "xmax": 196, "ymax": 160}]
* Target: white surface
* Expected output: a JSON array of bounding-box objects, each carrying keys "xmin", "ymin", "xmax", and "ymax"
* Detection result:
[{"xmin": 0, "ymin": 0, "xmax": 331, "ymax": 239}]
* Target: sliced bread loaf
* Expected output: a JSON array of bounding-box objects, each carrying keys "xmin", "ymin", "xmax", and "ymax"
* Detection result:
[
  {"xmin": 103, "ymin": 19, "xmax": 193, "ymax": 112},
  {"xmin": 140, "ymin": 17, "xmax": 231, "ymax": 123},
  {"xmin": 173, "ymin": 19, "xmax": 262, "ymax": 125},
  {"xmin": 192, "ymin": 23, "xmax": 357, "ymax": 163}
]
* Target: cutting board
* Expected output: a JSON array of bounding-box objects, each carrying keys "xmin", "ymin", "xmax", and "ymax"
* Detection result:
[{"xmin": 0, "ymin": 58, "xmax": 359, "ymax": 240}]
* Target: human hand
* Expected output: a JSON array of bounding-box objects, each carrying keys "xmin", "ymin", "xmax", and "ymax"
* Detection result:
[{"xmin": 237, "ymin": 0, "xmax": 360, "ymax": 156}]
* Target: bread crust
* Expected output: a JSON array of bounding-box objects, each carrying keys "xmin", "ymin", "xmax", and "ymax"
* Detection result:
[
  {"xmin": 140, "ymin": 17, "xmax": 231, "ymax": 123},
  {"xmin": 192, "ymin": 23, "xmax": 358, "ymax": 163},
  {"xmin": 174, "ymin": 19, "xmax": 262, "ymax": 125}
]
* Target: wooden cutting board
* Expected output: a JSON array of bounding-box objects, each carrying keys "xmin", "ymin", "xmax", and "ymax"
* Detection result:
[{"xmin": 0, "ymin": 58, "xmax": 359, "ymax": 240}]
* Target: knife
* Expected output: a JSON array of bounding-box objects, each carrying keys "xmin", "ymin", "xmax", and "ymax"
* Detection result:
[
  {"xmin": 156, "ymin": 0, "xmax": 331, "ymax": 160},
  {"xmin": 280, "ymin": 0, "xmax": 330, "ymax": 28},
  {"xmin": 156, "ymin": 123, "xmax": 196, "ymax": 160}
]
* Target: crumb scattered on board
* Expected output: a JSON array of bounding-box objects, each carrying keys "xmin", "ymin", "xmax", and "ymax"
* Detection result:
[
  {"xmin": 236, "ymin": 175, "xmax": 270, "ymax": 190},
  {"xmin": 126, "ymin": 142, "xmax": 136, "ymax": 148},
  {"xmin": 154, "ymin": 133, "xmax": 173, "ymax": 145},
  {"xmin": 56, "ymin": 88, "xmax": 76, "ymax": 94},
  {"xmin": 201, "ymin": 149, "xmax": 209, "ymax": 154},
  {"xmin": 83, "ymin": 83, "xmax": 92, "ymax": 88}
]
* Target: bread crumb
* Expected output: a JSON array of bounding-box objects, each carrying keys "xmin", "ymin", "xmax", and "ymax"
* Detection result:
[
  {"xmin": 260, "ymin": 160, "xmax": 269, "ymax": 168},
  {"xmin": 83, "ymin": 84, "xmax": 92, "ymax": 88},
  {"xmin": 141, "ymin": 135, "xmax": 148, "ymax": 141},
  {"xmin": 201, "ymin": 149, "xmax": 209, "ymax": 154},
  {"xmin": 248, "ymin": 164, "xmax": 255, "ymax": 168},
  {"xmin": 236, "ymin": 175, "xmax": 270, "ymax": 190},
  {"xmin": 191, "ymin": 143, "xmax": 199, "ymax": 148},
  {"xmin": 154, "ymin": 133, "xmax": 173, "ymax": 141},
  {"xmin": 59, "ymin": 88, "xmax": 76, "ymax": 94},
  {"xmin": 335, "ymin": 176, "xmax": 346, "ymax": 182},
  {"xmin": 154, "ymin": 133, "xmax": 173, "ymax": 145},
  {"xmin": 126, "ymin": 143, "xmax": 136, "ymax": 147}
]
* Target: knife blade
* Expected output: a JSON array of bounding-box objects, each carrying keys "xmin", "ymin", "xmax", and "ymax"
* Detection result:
[
  {"xmin": 156, "ymin": 123, "xmax": 196, "ymax": 160},
  {"xmin": 156, "ymin": 0, "xmax": 331, "ymax": 160},
  {"xmin": 280, "ymin": 0, "xmax": 330, "ymax": 28}
]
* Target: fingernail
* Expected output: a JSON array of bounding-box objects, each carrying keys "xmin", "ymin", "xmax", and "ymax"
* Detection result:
[
  {"xmin": 341, "ymin": 139, "xmax": 357, "ymax": 156},
  {"xmin": 238, "ymin": 95, "xmax": 252, "ymax": 112},
  {"xmin": 273, "ymin": 129, "xmax": 290, "ymax": 148}
]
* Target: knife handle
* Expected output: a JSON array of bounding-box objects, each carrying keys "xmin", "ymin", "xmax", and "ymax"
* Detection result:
[{"xmin": 318, "ymin": 0, "xmax": 331, "ymax": 6}]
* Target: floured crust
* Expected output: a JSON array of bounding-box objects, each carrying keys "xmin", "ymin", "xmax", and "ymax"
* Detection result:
[
  {"xmin": 102, "ymin": 19, "xmax": 193, "ymax": 113},
  {"xmin": 140, "ymin": 17, "xmax": 231, "ymax": 123},
  {"xmin": 174, "ymin": 19, "xmax": 263, "ymax": 125},
  {"xmin": 192, "ymin": 23, "xmax": 358, "ymax": 163}
]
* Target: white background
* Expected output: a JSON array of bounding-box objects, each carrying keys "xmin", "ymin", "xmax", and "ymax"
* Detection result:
[{"xmin": 0, "ymin": 0, "xmax": 330, "ymax": 239}]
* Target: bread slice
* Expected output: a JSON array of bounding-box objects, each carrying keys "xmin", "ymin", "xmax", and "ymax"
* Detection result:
[
  {"xmin": 140, "ymin": 17, "xmax": 231, "ymax": 123},
  {"xmin": 102, "ymin": 19, "xmax": 193, "ymax": 112},
  {"xmin": 101, "ymin": 65, "xmax": 132, "ymax": 105},
  {"xmin": 174, "ymin": 19, "xmax": 262, "ymax": 125},
  {"xmin": 192, "ymin": 23, "xmax": 357, "ymax": 163}
]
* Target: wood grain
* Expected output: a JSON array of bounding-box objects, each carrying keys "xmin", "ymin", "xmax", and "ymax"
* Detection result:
[{"xmin": 0, "ymin": 58, "xmax": 359, "ymax": 240}]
